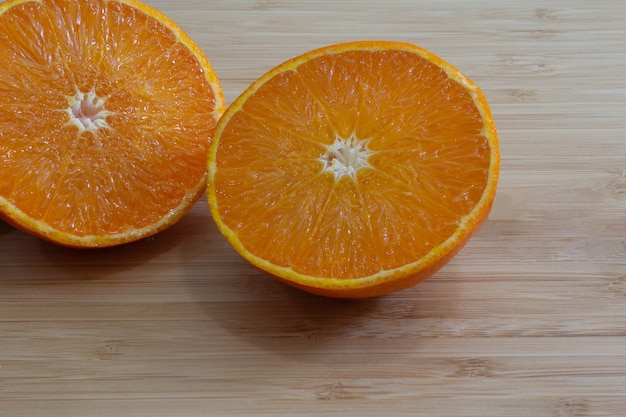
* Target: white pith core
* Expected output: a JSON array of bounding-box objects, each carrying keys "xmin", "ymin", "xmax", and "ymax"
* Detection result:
[
  {"xmin": 64, "ymin": 88, "xmax": 112, "ymax": 134},
  {"xmin": 319, "ymin": 133, "xmax": 375, "ymax": 179}
]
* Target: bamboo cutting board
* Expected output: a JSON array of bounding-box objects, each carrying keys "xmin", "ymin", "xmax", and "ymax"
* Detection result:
[{"xmin": 1, "ymin": 1, "xmax": 626, "ymax": 416}]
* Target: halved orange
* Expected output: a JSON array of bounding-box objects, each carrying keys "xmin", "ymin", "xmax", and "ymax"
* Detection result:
[
  {"xmin": 208, "ymin": 41, "xmax": 499, "ymax": 298},
  {"xmin": 0, "ymin": 0, "xmax": 224, "ymax": 247}
]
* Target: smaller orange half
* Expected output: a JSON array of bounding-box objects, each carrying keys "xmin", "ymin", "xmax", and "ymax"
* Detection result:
[
  {"xmin": 0, "ymin": 0, "xmax": 225, "ymax": 247},
  {"xmin": 208, "ymin": 41, "xmax": 499, "ymax": 298}
]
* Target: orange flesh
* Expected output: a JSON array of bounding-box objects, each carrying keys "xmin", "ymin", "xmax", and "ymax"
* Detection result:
[
  {"xmin": 0, "ymin": 0, "xmax": 220, "ymax": 239},
  {"xmin": 213, "ymin": 48, "xmax": 490, "ymax": 279}
]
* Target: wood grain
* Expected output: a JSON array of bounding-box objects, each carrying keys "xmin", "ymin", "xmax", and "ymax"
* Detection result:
[{"xmin": 1, "ymin": 0, "xmax": 626, "ymax": 416}]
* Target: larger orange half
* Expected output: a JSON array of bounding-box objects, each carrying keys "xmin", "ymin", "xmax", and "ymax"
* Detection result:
[
  {"xmin": 0, "ymin": 0, "xmax": 224, "ymax": 247},
  {"xmin": 208, "ymin": 41, "xmax": 500, "ymax": 298}
]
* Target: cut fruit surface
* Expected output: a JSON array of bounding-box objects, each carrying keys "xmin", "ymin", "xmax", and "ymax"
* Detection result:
[
  {"xmin": 0, "ymin": 0, "xmax": 224, "ymax": 247},
  {"xmin": 208, "ymin": 41, "xmax": 499, "ymax": 298}
]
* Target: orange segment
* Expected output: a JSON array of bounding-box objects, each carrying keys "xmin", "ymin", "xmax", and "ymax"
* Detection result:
[
  {"xmin": 0, "ymin": 0, "xmax": 225, "ymax": 247},
  {"xmin": 208, "ymin": 41, "xmax": 499, "ymax": 298}
]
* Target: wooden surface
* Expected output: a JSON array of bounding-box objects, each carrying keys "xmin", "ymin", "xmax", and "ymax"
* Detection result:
[{"xmin": 2, "ymin": 1, "xmax": 626, "ymax": 416}]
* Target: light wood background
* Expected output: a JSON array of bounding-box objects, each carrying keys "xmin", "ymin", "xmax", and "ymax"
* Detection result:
[{"xmin": 2, "ymin": 1, "xmax": 626, "ymax": 416}]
